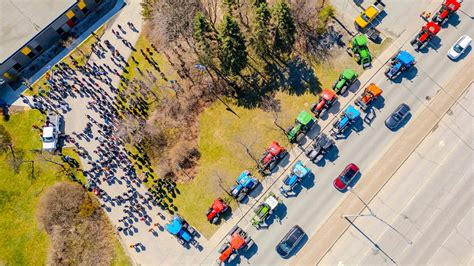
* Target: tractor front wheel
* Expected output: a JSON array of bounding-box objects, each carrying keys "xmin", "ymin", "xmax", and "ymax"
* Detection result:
[
  {"xmin": 340, "ymin": 85, "xmax": 348, "ymax": 95},
  {"xmin": 210, "ymin": 216, "xmax": 219, "ymax": 224}
]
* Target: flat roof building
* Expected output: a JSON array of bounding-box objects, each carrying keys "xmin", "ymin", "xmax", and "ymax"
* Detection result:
[
  {"xmin": 0, "ymin": 0, "xmax": 76, "ymax": 64},
  {"xmin": 0, "ymin": 0, "xmax": 113, "ymax": 85}
]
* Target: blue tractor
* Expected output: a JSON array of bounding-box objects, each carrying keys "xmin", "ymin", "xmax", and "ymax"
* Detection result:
[
  {"xmin": 230, "ymin": 170, "xmax": 259, "ymax": 202},
  {"xmin": 331, "ymin": 105, "xmax": 361, "ymax": 137},
  {"xmin": 279, "ymin": 161, "xmax": 311, "ymax": 197},
  {"xmin": 165, "ymin": 214, "xmax": 198, "ymax": 248},
  {"xmin": 384, "ymin": 50, "xmax": 415, "ymax": 80}
]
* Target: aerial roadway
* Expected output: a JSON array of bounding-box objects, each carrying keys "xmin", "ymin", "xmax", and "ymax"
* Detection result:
[{"xmin": 199, "ymin": 1, "xmax": 473, "ymax": 265}]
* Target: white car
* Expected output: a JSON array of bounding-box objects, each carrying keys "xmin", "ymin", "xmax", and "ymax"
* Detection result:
[
  {"xmin": 42, "ymin": 113, "xmax": 61, "ymax": 152},
  {"xmin": 448, "ymin": 35, "xmax": 472, "ymax": 60}
]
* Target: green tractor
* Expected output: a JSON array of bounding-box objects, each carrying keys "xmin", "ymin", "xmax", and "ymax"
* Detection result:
[
  {"xmin": 251, "ymin": 192, "xmax": 280, "ymax": 229},
  {"xmin": 286, "ymin": 111, "xmax": 316, "ymax": 144},
  {"xmin": 347, "ymin": 34, "xmax": 372, "ymax": 69},
  {"xmin": 333, "ymin": 69, "xmax": 358, "ymax": 95}
]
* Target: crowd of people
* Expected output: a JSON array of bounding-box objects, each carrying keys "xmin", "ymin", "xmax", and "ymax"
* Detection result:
[{"xmin": 22, "ymin": 21, "xmax": 180, "ymax": 252}]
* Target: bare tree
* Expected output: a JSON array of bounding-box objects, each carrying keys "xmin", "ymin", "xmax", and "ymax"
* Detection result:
[
  {"xmin": 61, "ymin": 36, "xmax": 87, "ymax": 57},
  {"xmin": 148, "ymin": 0, "xmax": 204, "ymax": 47},
  {"xmin": 115, "ymin": 114, "xmax": 146, "ymax": 144}
]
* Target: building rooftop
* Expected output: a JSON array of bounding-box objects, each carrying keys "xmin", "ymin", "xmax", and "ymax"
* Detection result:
[{"xmin": 0, "ymin": 0, "xmax": 76, "ymax": 63}]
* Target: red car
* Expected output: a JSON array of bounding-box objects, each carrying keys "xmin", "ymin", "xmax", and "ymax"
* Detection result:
[{"xmin": 333, "ymin": 163, "xmax": 359, "ymax": 191}]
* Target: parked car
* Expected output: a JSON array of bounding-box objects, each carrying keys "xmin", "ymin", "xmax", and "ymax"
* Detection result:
[
  {"xmin": 275, "ymin": 225, "xmax": 306, "ymax": 258},
  {"xmin": 385, "ymin": 103, "xmax": 410, "ymax": 130},
  {"xmin": 448, "ymin": 35, "xmax": 472, "ymax": 60},
  {"xmin": 334, "ymin": 163, "xmax": 360, "ymax": 191},
  {"xmin": 42, "ymin": 112, "xmax": 62, "ymax": 152}
]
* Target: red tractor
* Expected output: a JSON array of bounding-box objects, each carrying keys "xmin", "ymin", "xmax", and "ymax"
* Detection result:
[
  {"xmin": 206, "ymin": 198, "xmax": 229, "ymax": 224},
  {"xmin": 311, "ymin": 89, "xmax": 337, "ymax": 118},
  {"xmin": 217, "ymin": 226, "xmax": 254, "ymax": 264},
  {"xmin": 410, "ymin": 21, "xmax": 441, "ymax": 51},
  {"xmin": 432, "ymin": 0, "xmax": 461, "ymax": 25},
  {"xmin": 258, "ymin": 141, "xmax": 286, "ymax": 175}
]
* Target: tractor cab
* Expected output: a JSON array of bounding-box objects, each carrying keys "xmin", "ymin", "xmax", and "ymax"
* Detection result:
[
  {"xmin": 305, "ymin": 133, "xmax": 335, "ymax": 164},
  {"xmin": 411, "ymin": 22, "xmax": 440, "ymax": 50},
  {"xmin": 280, "ymin": 161, "xmax": 310, "ymax": 197},
  {"xmin": 286, "ymin": 111, "xmax": 316, "ymax": 143},
  {"xmin": 251, "ymin": 192, "xmax": 280, "ymax": 228},
  {"xmin": 355, "ymin": 83, "xmax": 383, "ymax": 110},
  {"xmin": 333, "ymin": 68, "xmax": 358, "ymax": 95},
  {"xmin": 206, "ymin": 198, "xmax": 229, "ymax": 224},
  {"xmin": 258, "ymin": 141, "xmax": 286, "ymax": 174},
  {"xmin": 166, "ymin": 215, "xmax": 196, "ymax": 246},
  {"xmin": 385, "ymin": 50, "xmax": 416, "ymax": 80},
  {"xmin": 331, "ymin": 105, "xmax": 361, "ymax": 137},
  {"xmin": 230, "ymin": 171, "xmax": 259, "ymax": 202},
  {"xmin": 348, "ymin": 34, "xmax": 372, "ymax": 69},
  {"xmin": 433, "ymin": 0, "xmax": 461, "ymax": 25},
  {"xmin": 218, "ymin": 226, "xmax": 254, "ymax": 264},
  {"xmin": 311, "ymin": 89, "xmax": 337, "ymax": 117}
]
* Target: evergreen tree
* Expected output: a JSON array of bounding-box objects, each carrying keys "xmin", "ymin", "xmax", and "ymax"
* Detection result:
[
  {"xmin": 218, "ymin": 14, "xmax": 248, "ymax": 76},
  {"xmin": 252, "ymin": 2, "xmax": 272, "ymax": 58},
  {"xmin": 193, "ymin": 12, "xmax": 215, "ymax": 53},
  {"xmin": 272, "ymin": 0, "xmax": 296, "ymax": 55},
  {"xmin": 252, "ymin": 0, "xmax": 267, "ymax": 8}
]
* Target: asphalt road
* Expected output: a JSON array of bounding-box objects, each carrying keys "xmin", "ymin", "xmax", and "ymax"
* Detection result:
[
  {"xmin": 199, "ymin": 6, "xmax": 474, "ymax": 266},
  {"xmin": 330, "ymin": 0, "xmax": 441, "ymax": 38},
  {"xmin": 320, "ymin": 84, "xmax": 473, "ymax": 265}
]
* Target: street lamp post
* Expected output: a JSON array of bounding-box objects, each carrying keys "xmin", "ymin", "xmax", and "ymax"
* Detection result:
[{"xmin": 344, "ymin": 186, "xmax": 413, "ymax": 245}]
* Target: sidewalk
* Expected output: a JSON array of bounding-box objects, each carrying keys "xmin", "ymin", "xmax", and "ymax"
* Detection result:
[{"xmin": 292, "ymin": 55, "xmax": 473, "ymax": 265}]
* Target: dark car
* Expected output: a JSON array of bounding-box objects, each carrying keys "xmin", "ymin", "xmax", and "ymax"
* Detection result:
[
  {"xmin": 334, "ymin": 163, "xmax": 360, "ymax": 191},
  {"xmin": 385, "ymin": 103, "xmax": 410, "ymax": 130},
  {"xmin": 276, "ymin": 225, "xmax": 306, "ymax": 258}
]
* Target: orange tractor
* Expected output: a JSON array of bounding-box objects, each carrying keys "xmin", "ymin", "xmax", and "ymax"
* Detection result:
[
  {"xmin": 410, "ymin": 21, "xmax": 441, "ymax": 51},
  {"xmin": 432, "ymin": 0, "xmax": 461, "ymax": 26},
  {"xmin": 354, "ymin": 83, "xmax": 382, "ymax": 111},
  {"xmin": 217, "ymin": 226, "xmax": 254, "ymax": 264}
]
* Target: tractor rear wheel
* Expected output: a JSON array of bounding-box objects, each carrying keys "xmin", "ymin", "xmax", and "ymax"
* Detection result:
[
  {"xmin": 296, "ymin": 133, "xmax": 305, "ymax": 145},
  {"xmin": 237, "ymin": 193, "xmax": 246, "ymax": 202},
  {"xmin": 210, "ymin": 216, "xmax": 219, "ymax": 224}
]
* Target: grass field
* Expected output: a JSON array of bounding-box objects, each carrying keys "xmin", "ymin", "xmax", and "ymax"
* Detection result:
[
  {"xmin": 173, "ymin": 36, "xmax": 394, "ymax": 237},
  {"xmin": 173, "ymin": 43, "xmax": 368, "ymax": 238},
  {"xmin": 0, "ymin": 109, "xmax": 130, "ymax": 265},
  {"xmin": 0, "ymin": 110, "xmax": 54, "ymax": 264}
]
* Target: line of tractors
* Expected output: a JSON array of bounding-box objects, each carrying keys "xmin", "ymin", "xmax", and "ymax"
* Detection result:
[{"xmin": 162, "ymin": 0, "xmax": 463, "ymax": 264}]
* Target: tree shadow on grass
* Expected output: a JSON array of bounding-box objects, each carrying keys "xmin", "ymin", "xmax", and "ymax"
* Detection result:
[
  {"xmin": 282, "ymin": 57, "xmax": 321, "ymax": 96},
  {"xmin": 233, "ymin": 57, "xmax": 321, "ymax": 109}
]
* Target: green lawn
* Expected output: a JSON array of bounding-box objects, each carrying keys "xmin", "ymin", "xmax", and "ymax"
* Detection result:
[
  {"xmin": 0, "ymin": 109, "xmax": 130, "ymax": 265},
  {"xmin": 173, "ymin": 36, "xmax": 394, "ymax": 238},
  {"xmin": 119, "ymin": 34, "xmax": 179, "ymax": 107},
  {"xmin": 0, "ymin": 110, "xmax": 53, "ymax": 265},
  {"xmin": 112, "ymin": 237, "xmax": 132, "ymax": 266}
]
